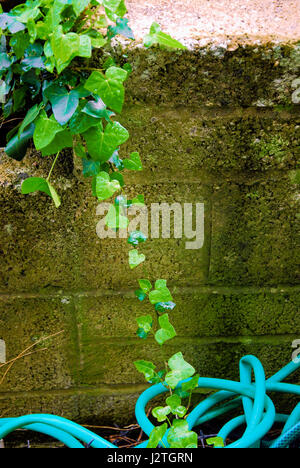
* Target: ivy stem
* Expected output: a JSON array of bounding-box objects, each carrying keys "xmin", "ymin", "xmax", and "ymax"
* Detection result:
[{"xmin": 47, "ymin": 151, "xmax": 60, "ymax": 182}]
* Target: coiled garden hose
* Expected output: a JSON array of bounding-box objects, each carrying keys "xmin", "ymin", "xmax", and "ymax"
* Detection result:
[{"xmin": 0, "ymin": 355, "xmax": 299, "ymax": 448}]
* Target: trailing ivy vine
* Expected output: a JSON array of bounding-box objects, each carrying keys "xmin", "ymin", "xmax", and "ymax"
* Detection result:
[{"xmin": 0, "ymin": 0, "xmax": 208, "ymax": 449}]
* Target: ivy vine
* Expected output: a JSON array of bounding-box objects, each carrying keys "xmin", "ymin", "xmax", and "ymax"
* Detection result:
[{"xmin": 0, "ymin": 0, "xmax": 214, "ymax": 449}]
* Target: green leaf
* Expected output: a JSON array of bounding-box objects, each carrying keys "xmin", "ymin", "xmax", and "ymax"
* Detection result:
[
  {"xmin": 107, "ymin": 17, "xmax": 134, "ymax": 40},
  {"xmin": 44, "ymin": 84, "xmax": 79, "ymax": 125},
  {"xmin": 144, "ymin": 22, "xmax": 187, "ymax": 50},
  {"xmin": 33, "ymin": 112, "xmax": 64, "ymax": 150},
  {"xmin": 134, "ymin": 360, "xmax": 156, "ymax": 382},
  {"xmin": 155, "ymin": 301, "xmax": 176, "ymax": 313},
  {"xmin": 166, "ymin": 394, "xmax": 181, "ymax": 409},
  {"xmin": 105, "ymin": 204, "xmax": 128, "ymax": 229},
  {"xmin": 129, "ymin": 249, "xmax": 145, "ymax": 269},
  {"xmin": 152, "ymin": 406, "xmax": 171, "ymax": 422},
  {"xmin": 127, "ymin": 230, "xmax": 147, "ymax": 246},
  {"xmin": 27, "ymin": 17, "xmax": 37, "ymax": 43},
  {"xmin": 147, "ymin": 423, "xmax": 168, "ymax": 449},
  {"xmin": 5, "ymin": 123, "xmax": 35, "ymax": 161},
  {"xmin": 135, "ymin": 289, "xmax": 147, "ymax": 302},
  {"xmin": 69, "ymin": 108, "xmax": 100, "ymax": 134},
  {"xmin": 21, "ymin": 177, "xmax": 61, "ymax": 208},
  {"xmin": 82, "ymin": 29, "xmax": 107, "ymax": 48},
  {"xmin": 40, "ymin": 129, "xmax": 73, "ymax": 156},
  {"xmin": 206, "ymin": 436, "xmax": 225, "ymax": 448},
  {"xmin": 102, "ymin": 0, "xmax": 123, "ymax": 11},
  {"xmin": 136, "ymin": 315, "xmax": 153, "ymax": 339},
  {"xmin": 181, "ymin": 374, "xmax": 199, "ymax": 393},
  {"xmin": 110, "ymin": 172, "xmax": 124, "ymax": 187},
  {"xmin": 165, "ymin": 353, "xmax": 195, "ymax": 389},
  {"xmin": 82, "ymin": 97, "xmax": 115, "ymax": 121},
  {"xmin": 138, "ymin": 279, "xmax": 152, "ymax": 294},
  {"xmin": 0, "ymin": 52, "xmax": 14, "ymax": 72},
  {"xmin": 83, "ymin": 121, "xmax": 129, "ymax": 162},
  {"xmin": 82, "ymin": 158, "xmax": 101, "ymax": 177},
  {"xmin": 72, "ymin": 0, "xmax": 90, "ymax": 15},
  {"xmin": 13, "ymin": 87, "xmax": 26, "ymax": 112},
  {"xmin": 155, "ymin": 314, "xmax": 176, "ymax": 346},
  {"xmin": 92, "ymin": 171, "xmax": 121, "ymax": 201},
  {"xmin": 9, "ymin": 31, "xmax": 30, "ymax": 59},
  {"xmin": 84, "ymin": 67, "xmax": 127, "ymax": 113},
  {"xmin": 149, "ymin": 281, "xmax": 173, "ymax": 305},
  {"xmin": 51, "ymin": 27, "xmax": 92, "ymax": 73},
  {"xmin": 123, "ymin": 152, "xmax": 142, "ymax": 171},
  {"xmin": 18, "ymin": 102, "xmax": 43, "ymax": 138},
  {"xmin": 166, "ymin": 394, "xmax": 187, "ymax": 418},
  {"xmin": 167, "ymin": 420, "xmax": 198, "ymax": 449}
]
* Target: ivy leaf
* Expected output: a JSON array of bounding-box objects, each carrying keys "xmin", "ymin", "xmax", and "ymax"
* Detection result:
[
  {"xmin": 134, "ymin": 360, "xmax": 156, "ymax": 382},
  {"xmin": 9, "ymin": 31, "xmax": 30, "ymax": 59},
  {"xmin": 138, "ymin": 279, "xmax": 152, "ymax": 294},
  {"xmin": 69, "ymin": 108, "xmax": 100, "ymax": 134},
  {"xmin": 123, "ymin": 152, "xmax": 142, "ymax": 171},
  {"xmin": 136, "ymin": 315, "xmax": 153, "ymax": 339},
  {"xmin": 181, "ymin": 374, "xmax": 199, "ymax": 393},
  {"xmin": 149, "ymin": 370, "xmax": 166, "ymax": 384},
  {"xmin": 129, "ymin": 249, "xmax": 145, "ymax": 269},
  {"xmin": 0, "ymin": 52, "xmax": 14, "ymax": 72},
  {"xmin": 165, "ymin": 353, "xmax": 195, "ymax": 389},
  {"xmin": 155, "ymin": 301, "xmax": 176, "ymax": 313},
  {"xmin": 92, "ymin": 171, "xmax": 121, "ymax": 201},
  {"xmin": 127, "ymin": 230, "xmax": 147, "ymax": 246},
  {"xmin": 51, "ymin": 27, "xmax": 92, "ymax": 73},
  {"xmin": 44, "ymin": 84, "xmax": 79, "ymax": 125},
  {"xmin": 18, "ymin": 102, "xmax": 43, "ymax": 138},
  {"xmin": 110, "ymin": 172, "xmax": 124, "ymax": 187},
  {"xmin": 147, "ymin": 423, "xmax": 168, "ymax": 449},
  {"xmin": 84, "ymin": 67, "xmax": 127, "ymax": 113},
  {"xmin": 107, "ymin": 17, "xmax": 135, "ymax": 40},
  {"xmin": 206, "ymin": 437, "xmax": 225, "ymax": 448},
  {"xmin": 105, "ymin": 204, "xmax": 128, "ymax": 229},
  {"xmin": 110, "ymin": 150, "xmax": 124, "ymax": 170},
  {"xmin": 0, "ymin": 13, "xmax": 25, "ymax": 34},
  {"xmin": 152, "ymin": 406, "xmax": 171, "ymax": 423},
  {"xmin": 83, "ymin": 29, "xmax": 107, "ymax": 48},
  {"xmin": 144, "ymin": 22, "xmax": 187, "ymax": 50},
  {"xmin": 135, "ymin": 289, "xmax": 147, "ymax": 302},
  {"xmin": 149, "ymin": 281, "xmax": 173, "ymax": 305},
  {"xmin": 166, "ymin": 394, "xmax": 187, "ymax": 418},
  {"xmin": 72, "ymin": 0, "xmax": 90, "ymax": 15},
  {"xmin": 167, "ymin": 420, "xmax": 198, "ymax": 449},
  {"xmin": 40, "ymin": 129, "xmax": 73, "ymax": 156},
  {"xmin": 82, "ymin": 97, "xmax": 115, "ymax": 121},
  {"xmin": 5, "ymin": 123, "xmax": 35, "ymax": 161},
  {"xmin": 82, "ymin": 158, "xmax": 101, "ymax": 177},
  {"xmin": 21, "ymin": 177, "xmax": 61, "ymax": 208},
  {"xmin": 33, "ymin": 112, "xmax": 64, "ymax": 150},
  {"xmin": 83, "ymin": 121, "xmax": 129, "ymax": 162},
  {"xmin": 155, "ymin": 313, "xmax": 176, "ymax": 346}
]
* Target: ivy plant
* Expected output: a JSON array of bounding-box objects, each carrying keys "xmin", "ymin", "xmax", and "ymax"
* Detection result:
[{"xmin": 0, "ymin": 0, "xmax": 208, "ymax": 450}]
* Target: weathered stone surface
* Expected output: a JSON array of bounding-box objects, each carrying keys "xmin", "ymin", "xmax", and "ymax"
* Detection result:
[
  {"xmin": 77, "ymin": 334, "xmax": 299, "ymax": 387},
  {"xmin": 75, "ymin": 287, "xmax": 300, "ymax": 340},
  {"xmin": 209, "ymin": 173, "xmax": 300, "ymax": 285},
  {"xmin": 0, "ymin": 295, "xmax": 78, "ymax": 392},
  {"xmin": 119, "ymin": 106, "xmax": 300, "ymax": 175},
  {"xmin": 99, "ymin": 44, "xmax": 300, "ymax": 108}
]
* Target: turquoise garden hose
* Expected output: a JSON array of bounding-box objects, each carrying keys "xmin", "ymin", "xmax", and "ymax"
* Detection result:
[{"xmin": 0, "ymin": 355, "xmax": 299, "ymax": 448}]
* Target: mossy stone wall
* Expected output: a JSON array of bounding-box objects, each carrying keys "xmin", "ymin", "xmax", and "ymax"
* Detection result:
[{"xmin": 0, "ymin": 42, "xmax": 299, "ymax": 424}]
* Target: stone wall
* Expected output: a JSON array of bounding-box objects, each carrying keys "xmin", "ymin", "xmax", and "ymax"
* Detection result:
[{"xmin": 0, "ymin": 36, "xmax": 299, "ymax": 423}]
